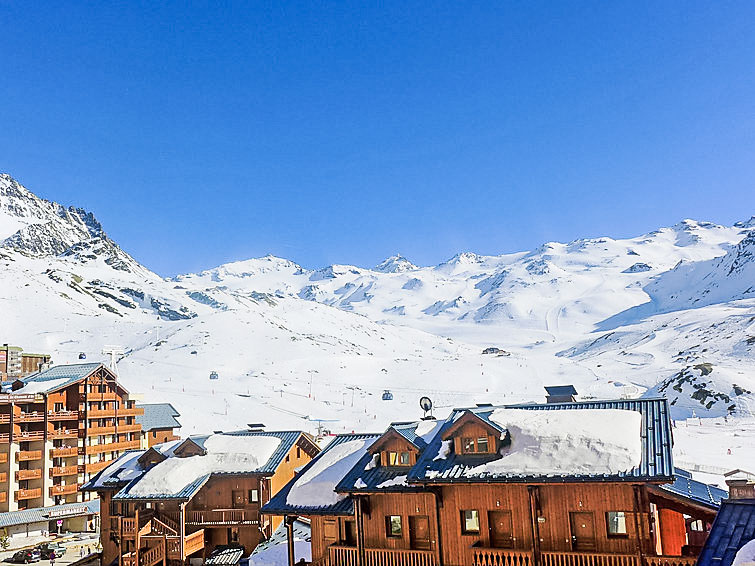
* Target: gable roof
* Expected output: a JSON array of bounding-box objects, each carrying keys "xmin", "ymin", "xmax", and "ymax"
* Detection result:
[
  {"xmin": 697, "ymin": 498, "xmax": 755, "ymax": 566},
  {"xmin": 136, "ymin": 403, "xmax": 181, "ymax": 432},
  {"xmin": 83, "ymin": 430, "xmax": 302, "ymax": 501},
  {"xmin": 15, "ymin": 362, "xmax": 106, "ymax": 395},
  {"xmin": 262, "ymin": 433, "xmax": 380, "ymax": 516},
  {"xmin": 408, "ymin": 398, "xmax": 673, "ymax": 484}
]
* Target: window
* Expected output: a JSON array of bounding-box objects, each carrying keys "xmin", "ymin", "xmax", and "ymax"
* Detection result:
[
  {"xmin": 460, "ymin": 510, "xmax": 480, "ymax": 534},
  {"xmin": 477, "ymin": 437, "xmax": 489, "ymax": 453},
  {"xmin": 462, "ymin": 437, "xmax": 490, "ymax": 454},
  {"xmin": 399, "ymin": 452, "xmax": 411, "ymax": 465},
  {"xmin": 462, "ymin": 438, "xmax": 476, "ymax": 454},
  {"xmin": 689, "ymin": 519, "xmax": 704, "ymax": 532},
  {"xmin": 249, "ymin": 489, "xmax": 259, "ymax": 503},
  {"xmin": 606, "ymin": 512, "xmax": 628, "ymax": 537},
  {"xmin": 385, "ymin": 515, "xmax": 402, "ymax": 537}
]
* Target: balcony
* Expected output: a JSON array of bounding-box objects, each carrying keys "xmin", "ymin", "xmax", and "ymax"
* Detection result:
[
  {"xmin": 0, "ymin": 434, "xmax": 8, "ymax": 444},
  {"xmin": 17, "ymin": 450, "xmax": 42, "ymax": 462},
  {"xmin": 0, "ymin": 472, "xmax": 6, "ymax": 483},
  {"xmin": 536, "ymin": 553, "xmax": 697, "ymax": 566},
  {"xmin": 327, "ymin": 546, "xmax": 436, "ymax": 566},
  {"xmin": 187, "ymin": 509, "xmax": 257, "ymax": 525},
  {"xmin": 0, "ymin": 414, "xmax": 10, "ymax": 424},
  {"xmin": 16, "ymin": 468, "xmax": 42, "ymax": 481},
  {"xmin": 86, "ymin": 408, "xmax": 116, "ymax": 419},
  {"xmin": 88, "ymin": 392, "xmax": 118, "ymax": 401},
  {"xmin": 17, "ymin": 412, "xmax": 45, "ymax": 423},
  {"xmin": 49, "ymin": 428, "xmax": 79, "ymax": 439},
  {"xmin": 15, "ymin": 488, "xmax": 42, "ymax": 501},
  {"xmin": 48, "ymin": 410, "xmax": 79, "ymax": 421},
  {"xmin": 0, "ymin": 452, "xmax": 7, "ymax": 464},
  {"xmin": 50, "ymin": 446, "xmax": 78, "ymax": 458},
  {"xmin": 49, "ymin": 483, "xmax": 80, "ymax": 496},
  {"xmin": 0, "ymin": 491, "xmax": 6, "ymax": 503},
  {"xmin": 15, "ymin": 430, "xmax": 45, "ymax": 441},
  {"xmin": 81, "ymin": 460, "xmax": 113, "ymax": 474},
  {"xmin": 84, "ymin": 439, "xmax": 140, "ymax": 455},
  {"xmin": 50, "ymin": 465, "xmax": 79, "ymax": 478}
]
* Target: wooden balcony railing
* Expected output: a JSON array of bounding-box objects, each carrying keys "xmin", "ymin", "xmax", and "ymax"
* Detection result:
[
  {"xmin": 49, "ymin": 428, "xmax": 78, "ymax": 439},
  {"xmin": 121, "ymin": 517, "xmax": 137, "ymax": 538},
  {"xmin": 0, "ymin": 434, "xmax": 8, "ymax": 444},
  {"xmin": 0, "ymin": 472, "xmax": 6, "ymax": 483},
  {"xmin": 50, "ymin": 465, "xmax": 79, "ymax": 477},
  {"xmin": 50, "ymin": 446, "xmax": 78, "ymax": 458},
  {"xmin": 17, "ymin": 450, "xmax": 42, "ymax": 461},
  {"xmin": 16, "ymin": 468, "xmax": 42, "ymax": 481},
  {"xmin": 15, "ymin": 488, "xmax": 42, "ymax": 500},
  {"xmin": 81, "ymin": 460, "xmax": 113, "ymax": 474},
  {"xmin": 0, "ymin": 491, "xmax": 6, "ymax": 503},
  {"xmin": 49, "ymin": 483, "xmax": 80, "ymax": 496},
  {"xmin": 365, "ymin": 548, "xmax": 436, "ymax": 566},
  {"xmin": 646, "ymin": 557, "xmax": 697, "ymax": 566},
  {"xmin": 48, "ymin": 410, "xmax": 79, "ymax": 421},
  {"xmin": 0, "ymin": 414, "xmax": 10, "ymax": 424},
  {"xmin": 187, "ymin": 509, "xmax": 255, "ymax": 525},
  {"xmin": 182, "ymin": 530, "xmax": 205, "ymax": 558},
  {"xmin": 0, "ymin": 452, "xmax": 7, "ymax": 464},
  {"xmin": 15, "ymin": 430, "xmax": 45, "ymax": 441},
  {"xmin": 84, "ymin": 439, "xmax": 140, "ymax": 454},
  {"xmin": 471, "ymin": 548, "xmax": 534, "ymax": 566},
  {"xmin": 17, "ymin": 412, "xmax": 45, "ymax": 423},
  {"xmin": 541, "ymin": 552, "xmax": 639, "ymax": 566}
]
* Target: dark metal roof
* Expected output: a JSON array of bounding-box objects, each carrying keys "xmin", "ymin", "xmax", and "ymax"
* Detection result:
[
  {"xmin": 544, "ymin": 385, "xmax": 578, "ymax": 396},
  {"xmin": 408, "ymin": 398, "xmax": 674, "ymax": 484},
  {"xmin": 262, "ymin": 433, "xmax": 380, "ymax": 516},
  {"xmin": 655, "ymin": 468, "xmax": 728, "ymax": 510},
  {"xmin": 136, "ymin": 403, "xmax": 181, "ymax": 432},
  {"xmin": 697, "ymin": 498, "xmax": 755, "ymax": 566},
  {"xmin": 336, "ymin": 463, "xmax": 418, "ymax": 494},
  {"xmin": 205, "ymin": 546, "xmax": 245, "ymax": 566}
]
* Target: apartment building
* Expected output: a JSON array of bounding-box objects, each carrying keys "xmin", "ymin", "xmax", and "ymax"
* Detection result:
[
  {"xmin": 0, "ymin": 344, "xmax": 52, "ymax": 380},
  {"xmin": 0, "ymin": 362, "xmax": 143, "ymax": 511}
]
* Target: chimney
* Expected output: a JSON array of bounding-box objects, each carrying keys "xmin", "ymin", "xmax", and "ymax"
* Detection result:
[
  {"xmin": 544, "ymin": 385, "xmax": 578, "ymax": 404},
  {"xmin": 247, "ymin": 423, "xmax": 266, "ymax": 432},
  {"xmin": 724, "ymin": 469, "xmax": 755, "ymax": 499}
]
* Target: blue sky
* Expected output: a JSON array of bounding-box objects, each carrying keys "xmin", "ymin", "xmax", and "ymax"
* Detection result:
[{"xmin": 1, "ymin": 2, "xmax": 754, "ymax": 275}]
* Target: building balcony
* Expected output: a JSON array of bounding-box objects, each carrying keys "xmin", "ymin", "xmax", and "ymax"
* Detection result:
[
  {"xmin": 84, "ymin": 439, "xmax": 140, "ymax": 455},
  {"xmin": 81, "ymin": 460, "xmax": 113, "ymax": 474},
  {"xmin": 0, "ymin": 434, "xmax": 8, "ymax": 444},
  {"xmin": 0, "ymin": 472, "xmax": 6, "ymax": 483},
  {"xmin": 536, "ymin": 552, "xmax": 696, "ymax": 566},
  {"xmin": 48, "ymin": 410, "xmax": 79, "ymax": 421},
  {"xmin": 0, "ymin": 491, "xmax": 6, "ymax": 504},
  {"xmin": 328, "ymin": 546, "xmax": 437, "ymax": 566},
  {"xmin": 0, "ymin": 453, "xmax": 7, "ymax": 464},
  {"xmin": 186, "ymin": 508, "xmax": 258, "ymax": 525},
  {"xmin": 87, "ymin": 392, "xmax": 118, "ymax": 401},
  {"xmin": 49, "ymin": 428, "xmax": 79, "ymax": 439},
  {"xmin": 50, "ymin": 465, "xmax": 79, "ymax": 478},
  {"xmin": 15, "ymin": 488, "xmax": 42, "ymax": 501},
  {"xmin": 17, "ymin": 450, "xmax": 42, "ymax": 462},
  {"xmin": 50, "ymin": 446, "xmax": 79, "ymax": 458},
  {"xmin": 15, "ymin": 430, "xmax": 45, "ymax": 441},
  {"xmin": 15, "ymin": 468, "xmax": 42, "ymax": 481},
  {"xmin": 17, "ymin": 412, "xmax": 45, "ymax": 423},
  {"xmin": 0, "ymin": 414, "xmax": 11, "ymax": 424},
  {"xmin": 49, "ymin": 483, "xmax": 80, "ymax": 497}
]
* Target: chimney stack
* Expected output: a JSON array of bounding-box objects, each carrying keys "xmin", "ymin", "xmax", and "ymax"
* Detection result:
[
  {"xmin": 724, "ymin": 469, "xmax": 755, "ymax": 499},
  {"xmin": 544, "ymin": 385, "xmax": 578, "ymax": 404}
]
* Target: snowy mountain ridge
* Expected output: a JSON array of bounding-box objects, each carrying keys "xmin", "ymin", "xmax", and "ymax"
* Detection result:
[{"xmin": 1, "ymin": 173, "xmax": 755, "ymax": 477}]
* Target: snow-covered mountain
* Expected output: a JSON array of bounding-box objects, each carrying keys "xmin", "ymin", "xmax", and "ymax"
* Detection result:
[{"xmin": 1, "ymin": 173, "xmax": 755, "ymax": 477}]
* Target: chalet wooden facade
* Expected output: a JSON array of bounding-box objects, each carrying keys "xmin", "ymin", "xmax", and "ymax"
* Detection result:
[
  {"xmin": 0, "ymin": 362, "xmax": 142, "ymax": 511},
  {"xmin": 263, "ymin": 398, "xmax": 726, "ymax": 566},
  {"xmin": 83, "ymin": 428, "xmax": 320, "ymax": 566},
  {"xmin": 135, "ymin": 403, "xmax": 182, "ymax": 448}
]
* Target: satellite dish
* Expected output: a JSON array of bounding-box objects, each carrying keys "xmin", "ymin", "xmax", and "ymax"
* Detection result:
[{"xmin": 419, "ymin": 396, "xmax": 434, "ymax": 419}]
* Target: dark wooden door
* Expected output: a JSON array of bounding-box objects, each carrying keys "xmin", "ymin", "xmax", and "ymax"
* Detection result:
[
  {"xmin": 409, "ymin": 516, "xmax": 431, "ymax": 550},
  {"xmin": 569, "ymin": 512, "xmax": 596, "ymax": 551},
  {"xmin": 488, "ymin": 510, "xmax": 514, "ymax": 548}
]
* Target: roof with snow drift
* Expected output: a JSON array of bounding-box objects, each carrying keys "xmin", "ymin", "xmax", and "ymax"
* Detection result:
[
  {"xmin": 697, "ymin": 498, "xmax": 755, "ymax": 566},
  {"xmin": 84, "ymin": 430, "xmax": 309, "ymax": 501},
  {"xmin": 408, "ymin": 398, "xmax": 674, "ymax": 483},
  {"xmin": 15, "ymin": 362, "xmax": 111, "ymax": 394},
  {"xmin": 136, "ymin": 403, "xmax": 181, "ymax": 431},
  {"xmin": 262, "ymin": 433, "xmax": 381, "ymax": 516}
]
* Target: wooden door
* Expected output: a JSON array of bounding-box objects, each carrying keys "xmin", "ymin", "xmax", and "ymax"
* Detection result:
[
  {"xmin": 488, "ymin": 510, "xmax": 514, "ymax": 548},
  {"xmin": 232, "ymin": 490, "xmax": 244, "ymax": 508},
  {"xmin": 343, "ymin": 519, "xmax": 357, "ymax": 547},
  {"xmin": 569, "ymin": 512, "xmax": 596, "ymax": 551},
  {"xmin": 409, "ymin": 516, "xmax": 431, "ymax": 550}
]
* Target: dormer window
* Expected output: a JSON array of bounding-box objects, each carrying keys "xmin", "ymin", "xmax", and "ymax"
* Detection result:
[
  {"xmin": 387, "ymin": 451, "xmax": 411, "ymax": 466},
  {"xmin": 462, "ymin": 436, "xmax": 491, "ymax": 454}
]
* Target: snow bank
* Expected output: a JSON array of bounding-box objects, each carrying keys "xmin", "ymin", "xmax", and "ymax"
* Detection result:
[
  {"xmin": 415, "ymin": 420, "xmax": 441, "ymax": 441},
  {"xmin": 465, "ymin": 408, "xmax": 642, "ymax": 477},
  {"xmin": 128, "ymin": 435, "xmax": 280, "ymax": 497},
  {"xmin": 376, "ymin": 475, "xmax": 407, "ymax": 488},
  {"xmin": 734, "ymin": 540, "xmax": 755, "ymax": 566},
  {"xmin": 286, "ymin": 438, "xmax": 373, "ymax": 507},
  {"xmin": 18, "ymin": 377, "xmax": 71, "ymax": 394},
  {"xmin": 434, "ymin": 440, "xmax": 452, "ymax": 461}
]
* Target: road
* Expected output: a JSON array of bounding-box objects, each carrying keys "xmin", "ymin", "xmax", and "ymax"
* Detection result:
[{"xmin": 0, "ymin": 534, "xmax": 100, "ymax": 566}]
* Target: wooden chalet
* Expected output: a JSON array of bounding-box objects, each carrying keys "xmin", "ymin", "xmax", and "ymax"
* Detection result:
[
  {"xmin": 136, "ymin": 403, "xmax": 182, "ymax": 448},
  {"xmin": 82, "ymin": 428, "xmax": 319, "ymax": 566},
  {"xmin": 263, "ymin": 397, "xmax": 726, "ymax": 566}
]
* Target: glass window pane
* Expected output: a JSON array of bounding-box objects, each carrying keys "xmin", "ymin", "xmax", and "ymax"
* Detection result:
[
  {"xmin": 463, "ymin": 438, "xmax": 475, "ymax": 454},
  {"xmin": 606, "ymin": 511, "xmax": 627, "ymax": 535},
  {"xmin": 477, "ymin": 437, "xmax": 489, "ymax": 453},
  {"xmin": 386, "ymin": 515, "xmax": 402, "ymax": 537},
  {"xmin": 399, "ymin": 452, "xmax": 411, "ymax": 465}
]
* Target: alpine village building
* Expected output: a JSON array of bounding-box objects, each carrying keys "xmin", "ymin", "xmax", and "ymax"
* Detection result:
[
  {"xmin": 263, "ymin": 394, "xmax": 727, "ymax": 566},
  {"xmin": 0, "ymin": 362, "xmax": 143, "ymax": 513},
  {"xmin": 83, "ymin": 427, "xmax": 320, "ymax": 566},
  {"xmin": 136, "ymin": 403, "xmax": 182, "ymax": 448}
]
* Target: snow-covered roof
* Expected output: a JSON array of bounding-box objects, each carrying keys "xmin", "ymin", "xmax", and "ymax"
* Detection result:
[
  {"xmin": 14, "ymin": 362, "xmax": 106, "ymax": 395},
  {"xmin": 262, "ymin": 434, "xmax": 380, "ymax": 516},
  {"xmin": 84, "ymin": 430, "xmax": 304, "ymax": 501},
  {"xmin": 248, "ymin": 519, "xmax": 311, "ymax": 566}
]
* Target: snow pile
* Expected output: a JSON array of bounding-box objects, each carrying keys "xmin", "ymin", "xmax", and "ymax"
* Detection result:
[
  {"xmin": 734, "ymin": 540, "xmax": 755, "ymax": 566},
  {"xmin": 465, "ymin": 408, "xmax": 642, "ymax": 477},
  {"xmin": 354, "ymin": 478, "xmax": 367, "ymax": 489},
  {"xmin": 17, "ymin": 377, "xmax": 71, "ymax": 394},
  {"xmin": 434, "ymin": 440, "xmax": 452, "ymax": 461},
  {"xmin": 88, "ymin": 450, "xmax": 145, "ymax": 488},
  {"xmin": 286, "ymin": 438, "xmax": 373, "ymax": 507},
  {"xmin": 127, "ymin": 434, "xmax": 280, "ymax": 497},
  {"xmin": 376, "ymin": 475, "xmax": 407, "ymax": 488},
  {"xmin": 414, "ymin": 419, "xmax": 442, "ymax": 441}
]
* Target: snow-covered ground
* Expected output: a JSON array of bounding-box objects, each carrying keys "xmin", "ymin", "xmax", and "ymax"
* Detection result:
[{"xmin": 1, "ymin": 173, "xmax": 755, "ymax": 486}]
